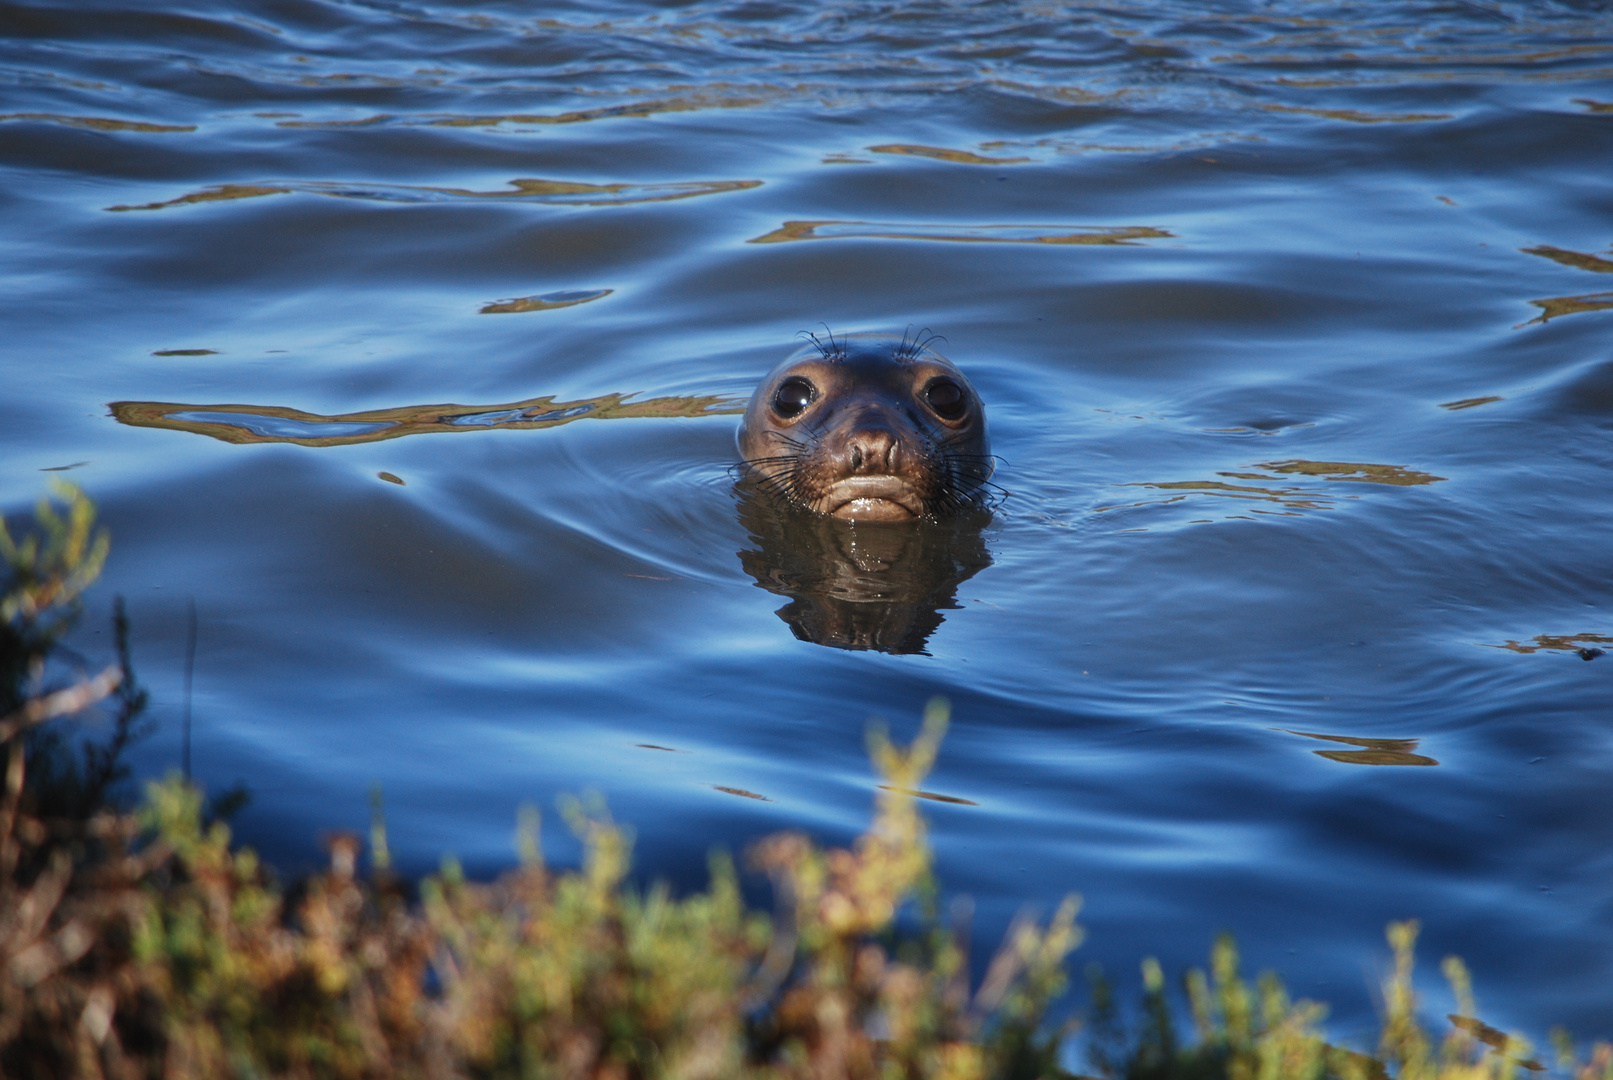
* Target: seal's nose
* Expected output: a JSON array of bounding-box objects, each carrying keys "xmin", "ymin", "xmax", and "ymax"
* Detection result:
[{"xmin": 846, "ymin": 423, "xmax": 899, "ymax": 474}]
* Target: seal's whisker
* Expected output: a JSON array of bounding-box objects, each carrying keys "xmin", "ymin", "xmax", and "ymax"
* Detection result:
[
  {"xmin": 894, "ymin": 325, "xmax": 945, "ymax": 360},
  {"xmin": 745, "ymin": 462, "xmax": 800, "ymax": 484},
  {"xmin": 766, "ymin": 433, "xmax": 812, "ymax": 452},
  {"xmin": 973, "ymin": 478, "xmax": 1012, "ymax": 498},
  {"xmin": 748, "ymin": 475, "xmax": 795, "ymax": 497},
  {"xmin": 801, "ymin": 327, "xmax": 845, "ymax": 362}
]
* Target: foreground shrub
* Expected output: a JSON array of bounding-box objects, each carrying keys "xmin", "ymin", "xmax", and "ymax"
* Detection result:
[
  {"xmin": 1082, "ymin": 922, "xmax": 1613, "ymax": 1080},
  {"xmin": 1, "ymin": 484, "xmax": 1610, "ymax": 1080}
]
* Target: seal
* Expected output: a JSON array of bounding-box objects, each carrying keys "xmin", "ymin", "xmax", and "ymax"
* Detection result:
[{"xmin": 737, "ymin": 332, "xmax": 993, "ymax": 522}]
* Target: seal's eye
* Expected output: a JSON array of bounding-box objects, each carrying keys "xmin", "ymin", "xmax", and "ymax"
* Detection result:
[
  {"xmin": 924, "ymin": 377, "xmax": 967, "ymax": 420},
  {"xmin": 772, "ymin": 376, "xmax": 817, "ymax": 419}
]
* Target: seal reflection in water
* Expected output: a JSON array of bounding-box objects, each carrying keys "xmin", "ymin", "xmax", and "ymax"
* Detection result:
[
  {"xmin": 735, "ymin": 333, "xmax": 995, "ymax": 654},
  {"xmin": 737, "ymin": 333, "xmax": 994, "ymax": 521},
  {"xmin": 737, "ymin": 498, "xmax": 993, "ymax": 654}
]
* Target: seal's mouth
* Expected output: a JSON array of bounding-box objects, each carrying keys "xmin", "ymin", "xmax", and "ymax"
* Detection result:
[{"xmin": 819, "ymin": 476, "xmax": 925, "ymax": 522}]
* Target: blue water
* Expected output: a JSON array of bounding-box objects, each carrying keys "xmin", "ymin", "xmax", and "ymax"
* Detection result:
[{"xmin": 5, "ymin": 0, "xmax": 1613, "ymax": 1045}]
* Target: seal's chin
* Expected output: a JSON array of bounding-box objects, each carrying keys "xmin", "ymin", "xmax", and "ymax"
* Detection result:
[{"xmin": 819, "ymin": 476, "xmax": 925, "ymax": 522}]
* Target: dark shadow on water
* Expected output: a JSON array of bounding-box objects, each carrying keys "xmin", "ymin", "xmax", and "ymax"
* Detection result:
[{"xmin": 735, "ymin": 485, "xmax": 992, "ymax": 655}]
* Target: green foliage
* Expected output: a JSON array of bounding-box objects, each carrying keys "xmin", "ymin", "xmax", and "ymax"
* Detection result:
[
  {"xmin": 2, "ymin": 484, "xmax": 152, "ymax": 836},
  {"xmin": 4, "ymin": 705, "xmax": 1083, "ymax": 1080},
  {"xmin": 4, "ymin": 484, "xmax": 1613, "ymax": 1080},
  {"xmin": 1, "ymin": 482, "xmax": 108, "ymax": 725},
  {"xmin": 0, "ymin": 508, "xmax": 1086, "ymax": 1080},
  {"xmin": 20, "ymin": 597, "xmax": 154, "ymax": 825},
  {"xmin": 1081, "ymin": 923, "xmax": 1613, "ymax": 1080},
  {"xmin": 0, "ymin": 480, "xmax": 109, "ymax": 649}
]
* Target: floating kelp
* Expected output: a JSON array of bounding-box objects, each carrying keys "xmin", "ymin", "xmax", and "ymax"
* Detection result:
[
  {"xmin": 1484, "ymin": 632, "xmax": 1613, "ymax": 655},
  {"xmin": 867, "ymin": 144, "xmax": 1033, "ymax": 164},
  {"xmin": 1512, "ymin": 244, "xmax": 1613, "ymax": 326},
  {"xmin": 1262, "ymin": 104, "xmax": 1452, "ymax": 123},
  {"xmin": 1253, "ymin": 459, "xmax": 1446, "ymax": 485},
  {"xmin": 111, "ymin": 183, "xmax": 293, "ymax": 211},
  {"xmin": 1286, "ymin": 730, "xmax": 1439, "ymax": 767},
  {"xmin": 0, "ymin": 112, "xmax": 194, "ymax": 132},
  {"xmin": 109, "ymin": 177, "xmax": 761, "ymax": 212},
  {"xmin": 1102, "ymin": 480, "xmax": 1331, "ymax": 514},
  {"xmin": 749, "ymin": 220, "xmax": 1170, "ymax": 245},
  {"xmin": 276, "ymin": 93, "xmax": 773, "ymax": 129},
  {"xmin": 1439, "ymin": 396, "xmax": 1503, "ymax": 410},
  {"xmin": 1516, "ymin": 290, "xmax": 1613, "ymax": 327},
  {"xmin": 1102, "ymin": 459, "xmax": 1444, "ymax": 521},
  {"xmin": 109, "ymin": 391, "xmax": 743, "ymax": 448},
  {"xmin": 479, "ymin": 288, "xmax": 612, "ymax": 314},
  {"xmin": 711, "ymin": 785, "xmax": 771, "ymax": 801},
  {"xmin": 1521, "ymin": 244, "xmax": 1613, "ymax": 274},
  {"xmin": 879, "ymin": 785, "xmax": 979, "ymax": 806}
]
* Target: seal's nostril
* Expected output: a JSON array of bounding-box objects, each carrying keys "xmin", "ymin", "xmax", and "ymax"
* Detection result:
[{"xmin": 846, "ymin": 427, "xmax": 899, "ymax": 474}]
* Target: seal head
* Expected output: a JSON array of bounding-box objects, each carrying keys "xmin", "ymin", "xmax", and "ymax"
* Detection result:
[{"xmin": 737, "ymin": 334, "xmax": 992, "ymax": 522}]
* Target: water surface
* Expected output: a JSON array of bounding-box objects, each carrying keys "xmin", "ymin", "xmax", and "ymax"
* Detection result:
[{"xmin": 5, "ymin": 0, "xmax": 1613, "ymax": 1043}]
